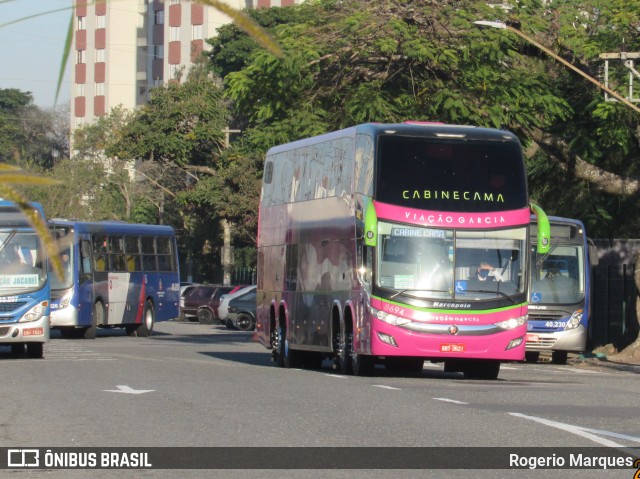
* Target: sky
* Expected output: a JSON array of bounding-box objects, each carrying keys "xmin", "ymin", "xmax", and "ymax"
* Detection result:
[{"xmin": 0, "ymin": 0, "xmax": 71, "ymax": 108}]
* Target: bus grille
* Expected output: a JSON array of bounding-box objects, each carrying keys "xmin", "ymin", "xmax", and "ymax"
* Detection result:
[
  {"xmin": 526, "ymin": 337, "xmax": 557, "ymax": 349},
  {"xmin": 0, "ymin": 302, "xmax": 26, "ymax": 313},
  {"xmin": 0, "ymin": 327, "xmax": 10, "ymax": 336}
]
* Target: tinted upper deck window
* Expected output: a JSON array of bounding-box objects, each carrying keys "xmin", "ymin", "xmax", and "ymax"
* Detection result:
[{"xmin": 375, "ymin": 135, "xmax": 528, "ymax": 212}]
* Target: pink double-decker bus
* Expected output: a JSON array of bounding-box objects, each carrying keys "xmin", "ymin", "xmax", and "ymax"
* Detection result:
[{"xmin": 255, "ymin": 122, "xmax": 550, "ymax": 379}]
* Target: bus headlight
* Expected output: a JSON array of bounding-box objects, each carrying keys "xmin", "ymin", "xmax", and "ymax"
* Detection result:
[
  {"xmin": 370, "ymin": 307, "xmax": 411, "ymax": 326},
  {"xmin": 495, "ymin": 316, "xmax": 527, "ymax": 330},
  {"xmin": 565, "ymin": 310, "xmax": 583, "ymax": 330},
  {"xmin": 19, "ymin": 302, "xmax": 48, "ymax": 322},
  {"xmin": 59, "ymin": 292, "xmax": 72, "ymax": 309}
]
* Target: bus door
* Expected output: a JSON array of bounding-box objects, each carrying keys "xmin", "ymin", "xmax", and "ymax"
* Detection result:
[{"xmin": 77, "ymin": 236, "xmax": 95, "ymax": 327}]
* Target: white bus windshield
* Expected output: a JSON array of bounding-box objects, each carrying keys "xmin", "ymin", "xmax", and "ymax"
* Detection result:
[
  {"xmin": 530, "ymin": 244, "xmax": 585, "ymax": 304},
  {"xmin": 0, "ymin": 231, "xmax": 47, "ymax": 294},
  {"xmin": 376, "ymin": 222, "xmax": 526, "ymax": 300}
]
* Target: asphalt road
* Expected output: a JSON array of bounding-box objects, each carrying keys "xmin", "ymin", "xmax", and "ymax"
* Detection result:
[{"xmin": 1, "ymin": 320, "xmax": 638, "ymax": 479}]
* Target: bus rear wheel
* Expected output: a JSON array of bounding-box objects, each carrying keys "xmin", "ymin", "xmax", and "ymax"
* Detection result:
[{"xmin": 135, "ymin": 301, "xmax": 155, "ymax": 337}]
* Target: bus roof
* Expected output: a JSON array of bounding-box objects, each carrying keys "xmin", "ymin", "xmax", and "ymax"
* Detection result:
[
  {"xmin": 266, "ymin": 122, "xmax": 519, "ymax": 156},
  {"xmin": 48, "ymin": 219, "xmax": 175, "ymax": 236}
]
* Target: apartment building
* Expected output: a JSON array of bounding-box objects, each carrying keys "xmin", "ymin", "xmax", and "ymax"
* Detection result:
[{"xmin": 70, "ymin": 0, "xmax": 300, "ymax": 133}]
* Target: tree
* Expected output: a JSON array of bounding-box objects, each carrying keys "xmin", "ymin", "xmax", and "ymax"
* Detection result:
[
  {"xmin": 218, "ymin": 0, "xmax": 639, "ymax": 237},
  {"xmin": 110, "ymin": 68, "xmax": 229, "ymax": 169},
  {"xmin": 0, "ymin": 89, "xmax": 69, "ymax": 168}
]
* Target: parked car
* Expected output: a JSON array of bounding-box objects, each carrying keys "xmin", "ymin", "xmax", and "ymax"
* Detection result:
[
  {"xmin": 226, "ymin": 288, "xmax": 257, "ymax": 331},
  {"xmin": 217, "ymin": 285, "xmax": 256, "ymax": 325},
  {"xmin": 179, "ymin": 285, "xmax": 236, "ymax": 324}
]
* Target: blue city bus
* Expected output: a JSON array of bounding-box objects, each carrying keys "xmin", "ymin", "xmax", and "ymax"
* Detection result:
[
  {"xmin": 527, "ymin": 216, "xmax": 598, "ymax": 364},
  {"xmin": 0, "ymin": 199, "xmax": 50, "ymax": 358},
  {"xmin": 48, "ymin": 220, "xmax": 180, "ymax": 338}
]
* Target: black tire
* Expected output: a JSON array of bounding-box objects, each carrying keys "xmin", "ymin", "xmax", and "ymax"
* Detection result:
[
  {"xmin": 85, "ymin": 302, "xmax": 102, "ymax": 339},
  {"xmin": 279, "ymin": 324, "xmax": 301, "ymax": 368},
  {"xmin": 525, "ymin": 351, "xmax": 540, "ymax": 363},
  {"xmin": 463, "ymin": 360, "xmax": 500, "ymax": 380},
  {"xmin": 26, "ymin": 342, "xmax": 44, "ymax": 359},
  {"xmin": 551, "ymin": 350, "xmax": 568, "ymax": 365},
  {"xmin": 235, "ymin": 313, "xmax": 255, "ymax": 331},
  {"xmin": 334, "ymin": 330, "xmax": 352, "ymax": 375},
  {"xmin": 197, "ymin": 308, "xmax": 214, "ymax": 325},
  {"xmin": 135, "ymin": 301, "xmax": 155, "ymax": 337},
  {"xmin": 271, "ymin": 324, "xmax": 283, "ymax": 367},
  {"xmin": 345, "ymin": 329, "xmax": 374, "ymax": 376}
]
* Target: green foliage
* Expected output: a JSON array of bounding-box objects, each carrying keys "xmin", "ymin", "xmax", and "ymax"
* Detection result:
[
  {"xmin": 111, "ymin": 69, "xmax": 228, "ymax": 167},
  {"xmin": 0, "ymin": 88, "xmax": 67, "ymax": 168}
]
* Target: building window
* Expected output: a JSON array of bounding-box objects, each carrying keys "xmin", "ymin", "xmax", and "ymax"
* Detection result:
[
  {"xmin": 170, "ymin": 64, "xmax": 181, "ymax": 80},
  {"xmin": 95, "ymin": 82, "xmax": 105, "ymax": 96},
  {"xmin": 77, "ymin": 50, "xmax": 86, "ymax": 64},
  {"xmin": 76, "ymin": 16, "xmax": 86, "ymax": 30},
  {"xmin": 192, "ymin": 24, "xmax": 202, "ymax": 40},
  {"xmin": 96, "ymin": 14, "xmax": 106, "ymax": 28},
  {"xmin": 154, "ymin": 9, "xmax": 164, "ymax": 25},
  {"xmin": 96, "ymin": 48, "xmax": 105, "ymax": 62},
  {"xmin": 76, "ymin": 83, "xmax": 85, "ymax": 97},
  {"xmin": 170, "ymin": 26, "xmax": 180, "ymax": 41},
  {"xmin": 153, "ymin": 45, "xmax": 164, "ymax": 60}
]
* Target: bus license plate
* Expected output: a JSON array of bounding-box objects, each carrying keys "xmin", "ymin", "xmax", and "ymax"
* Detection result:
[
  {"xmin": 526, "ymin": 334, "xmax": 540, "ymax": 342},
  {"xmin": 440, "ymin": 343, "xmax": 464, "ymax": 353},
  {"xmin": 23, "ymin": 328, "xmax": 44, "ymax": 336}
]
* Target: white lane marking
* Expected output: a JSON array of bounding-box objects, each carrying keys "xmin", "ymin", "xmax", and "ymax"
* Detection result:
[
  {"xmin": 325, "ymin": 374, "xmax": 348, "ymax": 379},
  {"xmin": 374, "ymin": 385, "xmax": 401, "ymax": 390},
  {"xmin": 509, "ymin": 413, "xmax": 624, "ymax": 447},
  {"xmin": 104, "ymin": 385, "xmax": 155, "ymax": 395},
  {"xmin": 433, "ymin": 397, "xmax": 469, "ymax": 405},
  {"xmin": 577, "ymin": 427, "xmax": 640, "ymax": 444}
]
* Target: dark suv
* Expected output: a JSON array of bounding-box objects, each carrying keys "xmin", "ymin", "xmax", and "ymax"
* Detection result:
[{"xmin": 179, "ymin": 285, "xmax": 236, "ymax": 324}]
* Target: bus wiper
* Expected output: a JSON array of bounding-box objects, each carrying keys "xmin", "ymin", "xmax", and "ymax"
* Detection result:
[
  {"xmin": 389, "ymin": 288, "xmax": 450, "ymax": 300},
  {"xmin": 462, "ymin": 288, "xmax": 516, "ymax": 304}
]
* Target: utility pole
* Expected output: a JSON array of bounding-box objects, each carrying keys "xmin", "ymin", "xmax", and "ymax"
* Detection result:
[
  {"xmin": 222, "ymin": 127, "xmax": 241, "ymax": 148},
  {"xmin": 599, "ymin": 52, "xmax": 640, "ymax": 104},
  {"xmin": 474, "ymin": 21, "xmax": 640, "ymax": 115},
  {"xmin": 220, "ymin": 126, "xmax": 241, "ymax": 285}
]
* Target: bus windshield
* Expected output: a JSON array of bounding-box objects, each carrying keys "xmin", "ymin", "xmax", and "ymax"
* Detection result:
[
  {"xmin": 376, "ymin": 222, "xmax": 526, "ymax": 300},
  {"xmin": 49, "ymin": 226, "xmax": 74, "ymax": 291},
  {"xmin": 530, "ymin": 243, "xmax": 585, "ymax": 304},
  {"xmin": 0, "ymin": 231, "xmax": 47, "ymax": 294}
]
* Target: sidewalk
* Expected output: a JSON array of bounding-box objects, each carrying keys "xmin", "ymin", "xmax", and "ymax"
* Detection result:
[{"xmin": 569, "ymin": 352, "xmax": 640, "ymax": 373}]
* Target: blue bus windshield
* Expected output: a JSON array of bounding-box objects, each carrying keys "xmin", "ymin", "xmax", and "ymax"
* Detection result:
[{"xmin": 0, "ymin": 230, "xmax": 47, "ymax": 294}]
